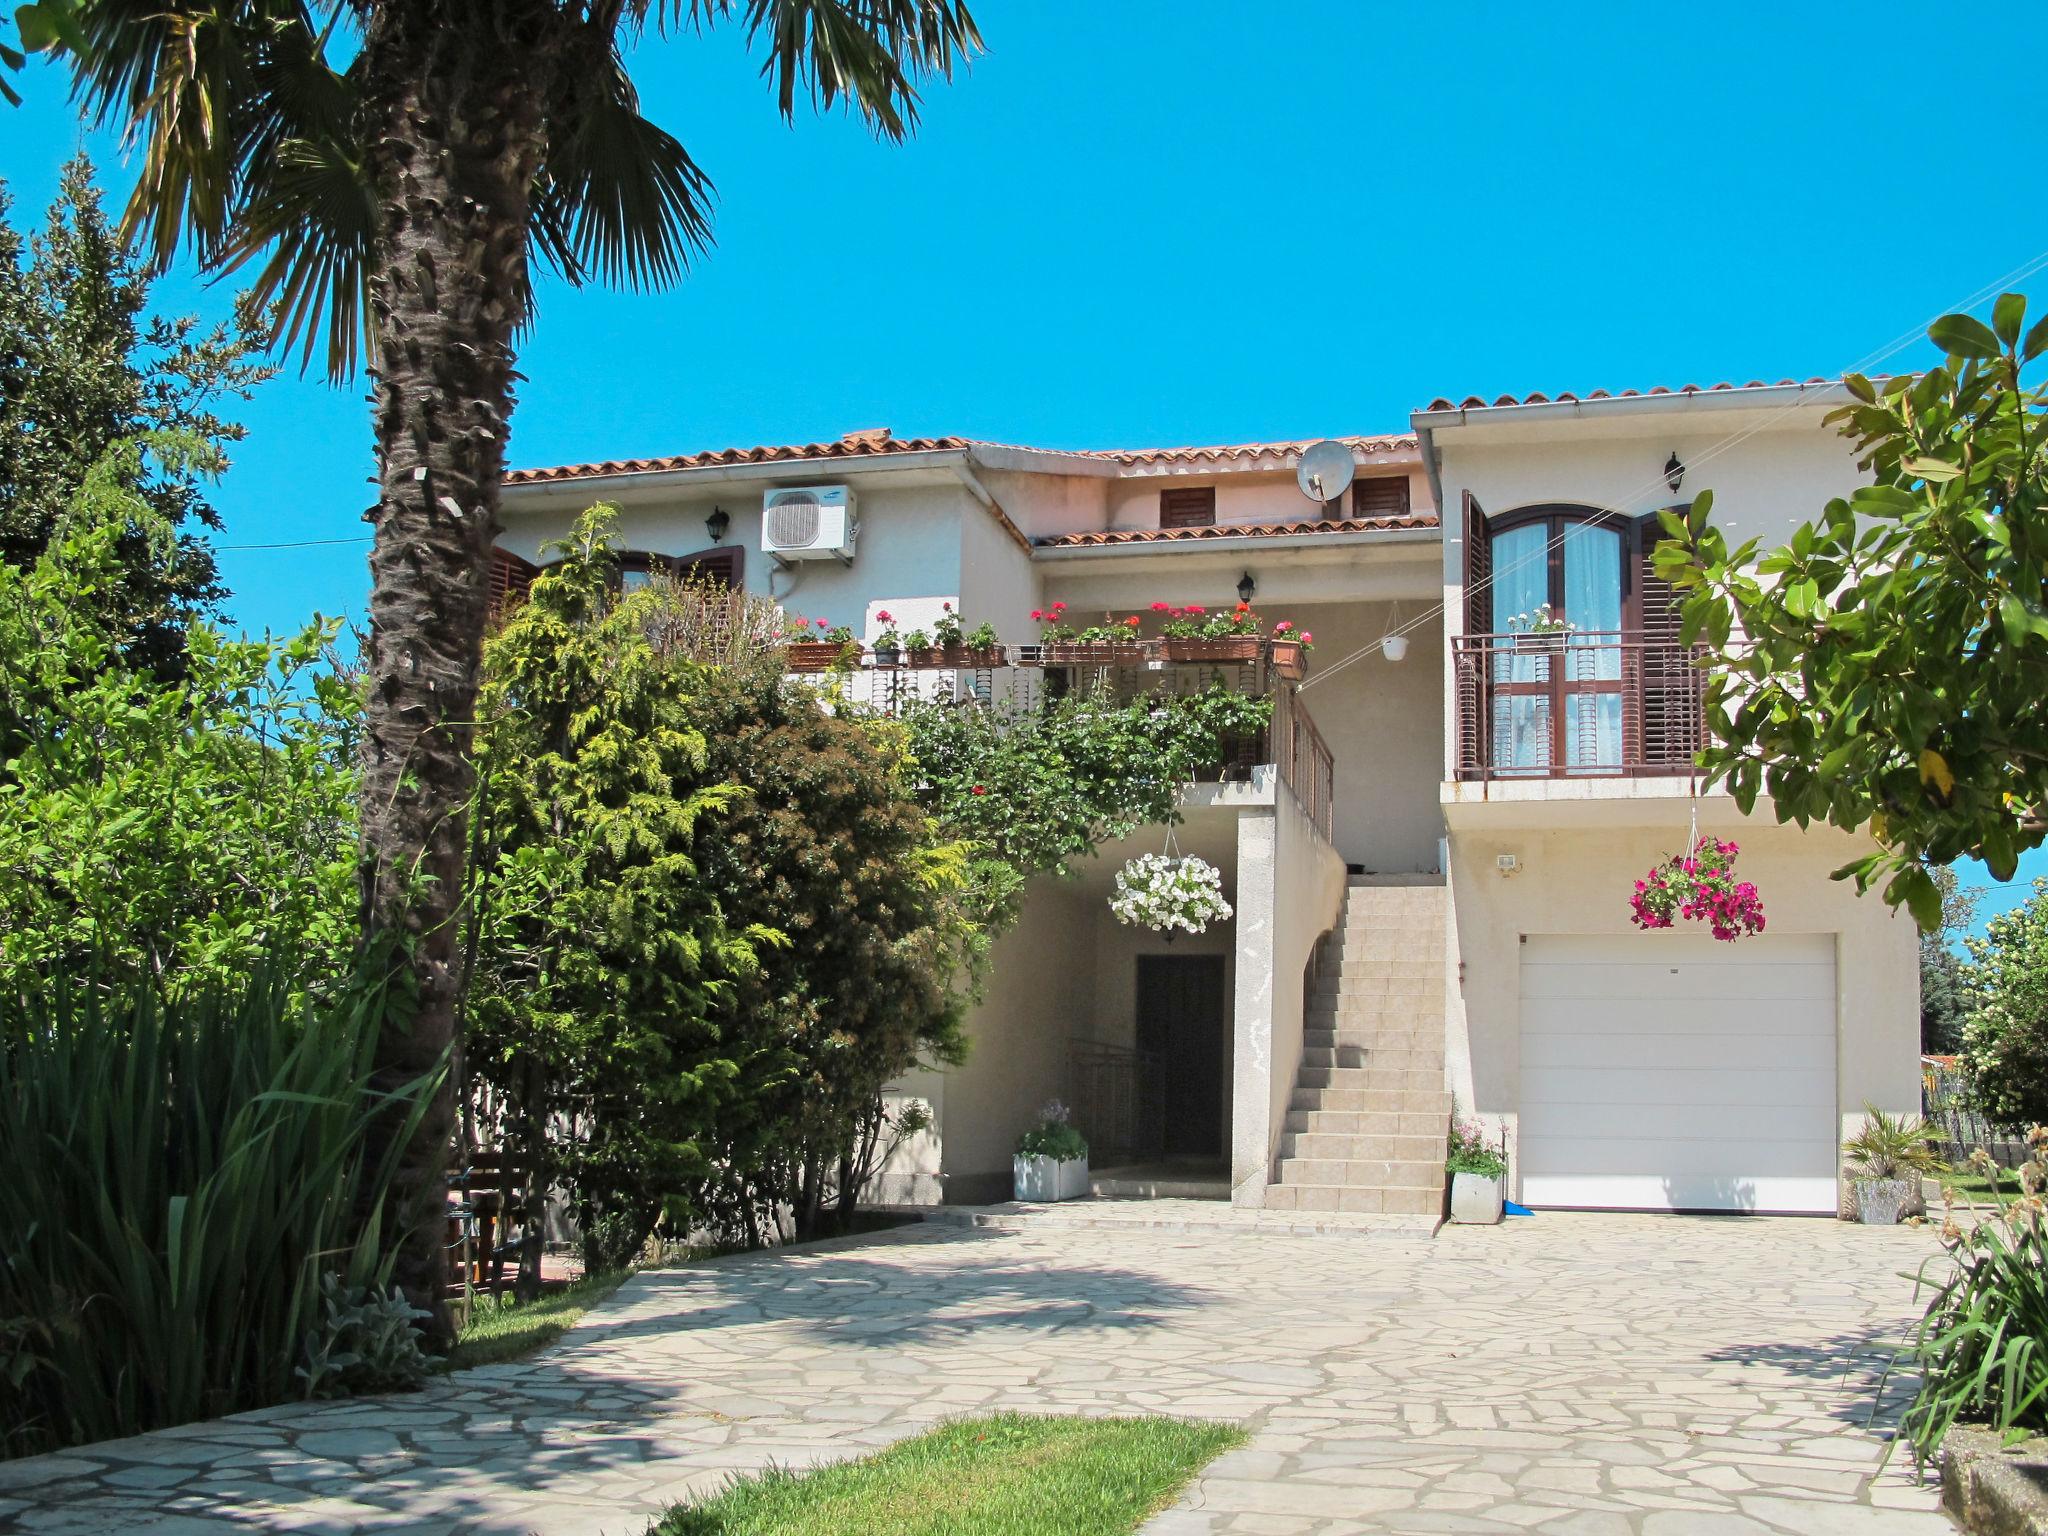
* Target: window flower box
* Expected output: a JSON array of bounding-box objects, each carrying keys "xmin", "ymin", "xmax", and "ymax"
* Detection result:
[
  {"xmin": 1013, "ymin": 1152, "xmax": 1090, "ymax": 1202},
  {"xmin": 1045, "ymin": 642, "xmax": 1150, "ymax": 665},
  {"xmin": 785, "ymin": 641, "xmax": 859, "ymax": 673},
  {"xmin": 939, "ymin": 644, "xmax": 1007, "ymax": 668},
  {"xmin": 1269, "ymin": 639, "xmax": 1306, "ymax": 680},
  {"xmin": 1164, "ymin": 637, "xmax": 1260, "ymax": 664}
]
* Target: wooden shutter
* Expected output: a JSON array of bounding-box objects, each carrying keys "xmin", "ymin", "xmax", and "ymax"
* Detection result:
[
  {"xmin": 1351, "ymin": 476, "xmax": 1411, "ymax": 520},
  {"xmin": 1631, "ymin": 512, "xmax": 1701, "ymax": 772},
  {"xmin": 1159, "ymin": 486, "xmax": 1217, "ymax": 529},
  {"xmin": 1457, "ymin": 494, "xmax": 1491, "ymax": 776},
  {"xmin": 672, "ymin": 546, "xmax": 743, "ymax": 589},
  {"xmin": 488, "ymin": 548, "xmax": 539, "ymax": 617}
]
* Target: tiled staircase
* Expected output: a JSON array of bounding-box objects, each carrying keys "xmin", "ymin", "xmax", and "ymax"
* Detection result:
[{"xmin": 1265, "ymin": 877, "xmax": 1451, "ymax": 1218}]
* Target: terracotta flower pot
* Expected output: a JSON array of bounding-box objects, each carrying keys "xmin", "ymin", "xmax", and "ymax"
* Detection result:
[
  {"xmin": 785, "ymin": 641, "xmax": 857, "ymax": 673},
  {"xmin": 1165, "ymin": 636, "xmax": 1260, "ymax": 664},
  {"xmin": 1269, "ymin": 639, "xmax": 1307, "ymax": 679},
  {"xmin": 904, "ymin": 648, "xmax": 945, "ymax": 668},
  {"xmin": 939, "ymin": 644, "xmax": 1007, "ymax": 668}
]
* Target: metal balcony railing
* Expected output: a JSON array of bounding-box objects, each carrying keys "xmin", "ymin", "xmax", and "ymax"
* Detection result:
[{"xmin": 1451, "ymin": 630, "xmax": 1707, "ymax": 780}]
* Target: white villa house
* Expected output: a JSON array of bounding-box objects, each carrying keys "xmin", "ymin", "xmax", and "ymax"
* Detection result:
[{"xmin": 495, "ymin": 378, "xmax": 1921, "ymax": 1218}]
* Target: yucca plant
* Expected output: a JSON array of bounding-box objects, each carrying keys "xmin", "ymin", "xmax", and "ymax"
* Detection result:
[
  {"xmin": 0, "ymin": 961, "xmax": 440, "ymax": 1454},
  {"xmin": 1892, "ymin": 1137, "xmax": 2048, "ymax": 1466}
]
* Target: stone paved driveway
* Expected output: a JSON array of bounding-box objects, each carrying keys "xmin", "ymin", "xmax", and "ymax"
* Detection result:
[{"xmin": 0, "ymin": 1213, "xmax": 1955, "ymax": 1535}]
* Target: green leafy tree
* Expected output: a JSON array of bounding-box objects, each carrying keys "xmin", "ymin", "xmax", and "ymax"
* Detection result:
[
  {"xmin": 32, "ymin": 1, "xmax": 979, "ymax": 1328},
  {"xmin": 681, "ymin": 661, "xmax": 973, "ymax": 1244},
  {"xmin": 0, "ymin": 157, "xmax": 271, "ymax": 679},
  {"xmin": 1960, "ymin": 880, "xmax": 2048, "ymax": 1131},
  {"xmin": 1657, "ymin": 294, "xmax": 2048, "ymax": 927},
  {"xmin": 466, "ymin": 512, "xmax": 764, "ymax": 1280},
  {"xmin": 1921, "ymin": 865, "xmax": 1982, "ymax": 1054},
  {"xmin": 0, "ymin": 434, "xmax": 357, "ymax": 996}
]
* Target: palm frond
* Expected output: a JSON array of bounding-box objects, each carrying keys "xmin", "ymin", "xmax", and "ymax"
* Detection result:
[
  {"xmin": 229, "ymin": 135, "xmax": 374, "ymax": 381},
  {"xmin": 654, "ymin": 0, "xmax": 980, "ymax": 140},
  {"xmin": 532, "ymin": 45, "xmax": 714, "ymax": 292}
]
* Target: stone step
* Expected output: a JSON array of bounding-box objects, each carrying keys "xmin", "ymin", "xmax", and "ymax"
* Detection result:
[
  {"xmin": 1327, "ymin": 960, "xmax": 1445, "ymax": 980},
  {"xmin": 1311, "ymin": 985, "xmax": 1443, "ymax": 1008},
  {"xmin": 1300, "ymin": 1045, "xmax": 1443, "ymax": 1073},
  {"xmin": 1321, "ymin": 937, "xmax": 1445, "ymax": 962},
  {"xmin": 1276, "ymin": 1156, "xmax": 1445, "ymax": 1192},
  {"xmin": 1297, "ymin": 1065, "xmax": 1443, "ymax": 1094},
  {"xmin": 1264, "ymin": 1183, "xmax": 1444, "ymax": 1217},
  {"xmin": 1303, "ymin": 1026, "xmax": 1442, "ymax": 1050},
  {"xmin": 1284, "ymin": 1106, "xmax": 1451, "ymax": 1136},
  {"xmin": 1291, "ymin": 1087, "xmax": 1452, "ymax": 1118},
  {"xmin": 1277, "ymin": 1131, "xmax": 1445, "ymax": 1163}
]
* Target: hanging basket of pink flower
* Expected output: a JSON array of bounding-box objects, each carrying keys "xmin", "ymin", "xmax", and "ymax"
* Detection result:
[{"xmin": 1628, "ymin": 835, "xmax": 1766, "ymax": 942}]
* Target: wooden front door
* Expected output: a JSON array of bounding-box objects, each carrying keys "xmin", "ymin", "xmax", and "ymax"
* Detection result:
[{"xmin": 1135, "ymin": 955, "xmax": 1228, "ymax": 1156}]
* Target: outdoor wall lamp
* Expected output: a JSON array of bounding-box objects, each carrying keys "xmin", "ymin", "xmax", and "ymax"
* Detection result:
[
  {"xmin": 1664, "ymin": 452, "xmax": 1685, "ymax": 495},
  {"xmin": 705, "ymin": 506, "xmax": 731, "ymax": 545},
  {"xmin": 1237, "ymin": 571, "xmax": 1256, "ymax": 605}
]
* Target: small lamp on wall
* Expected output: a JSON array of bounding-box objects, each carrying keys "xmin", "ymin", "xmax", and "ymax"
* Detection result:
[
  {"xmin": 1664, "ymin": 452, "xmax": 1686, "ymax": 495},
  {"xmin": 1237, "ymin": 571, "xmax": 1256, "ymax": 605},
  {"xmin": 705, "ymin": 506, "xmax": 731, "ymax": 545}
]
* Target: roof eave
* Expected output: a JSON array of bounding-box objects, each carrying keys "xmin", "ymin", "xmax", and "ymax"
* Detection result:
[{"xmin": 1033, "ymin": 525, "xmax": 1442, "ymax": 562}]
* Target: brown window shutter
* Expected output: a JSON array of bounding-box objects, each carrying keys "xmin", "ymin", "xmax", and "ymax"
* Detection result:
[
  {"xmin": 672, "ymin": 546, "xmax": 743, "ymax": 589},
  {"xmin": 1159, "ymin": 486, "xmax": 1216, "ymax": 529},
  {"xmin": 1631, "ymin": 512, "xmax": 1702, "ymax": 770},
  {"xmin": 1351, "ymin": 476, "xmax": 1411, "ymax": 520},
  {"xmin": 1456, "ymin": 494, "xmax": 1491, "ymax": 776},
  {"xmin": 488, "ymin": 548, "xmax": 539, "ymax": 616}
]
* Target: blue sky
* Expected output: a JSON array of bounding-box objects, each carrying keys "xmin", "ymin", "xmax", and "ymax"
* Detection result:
[{"xmin": 4, "ymin": 1, "xmax": 2047, "ymax": 927}]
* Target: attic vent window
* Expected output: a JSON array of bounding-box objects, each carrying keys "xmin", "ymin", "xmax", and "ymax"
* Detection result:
[
  {"xmin": 1160, "ymin": 486, "xmax": 1217, "ymax": 529},
  {"xmin": 1351, "ymin": 476, "xmax": 1412, "ymax": 520}
]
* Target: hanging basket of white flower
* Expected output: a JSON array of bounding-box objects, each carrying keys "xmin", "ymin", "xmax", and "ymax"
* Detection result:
[{"xmin": 1109, "ymin": 852, "xmax": 1233, "ymax": 937}]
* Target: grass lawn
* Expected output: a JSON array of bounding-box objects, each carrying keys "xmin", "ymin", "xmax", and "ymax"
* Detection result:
[
  {"xmin": 1942, "ymin": 1167, "xmax": 2019, "ymax": 1205},
  {"xmin": 444, "ymin": 1269, "xmax": 628, "ymax": 1371},
  {"xmin": 651, "ymin": 1413, "xmax": 1245, "ymax": 1536}
]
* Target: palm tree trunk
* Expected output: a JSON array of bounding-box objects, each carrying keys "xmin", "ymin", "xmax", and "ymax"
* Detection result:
[{"xmin": 356, "ymin": 0, "xmax": 557, "ymax": 1344}]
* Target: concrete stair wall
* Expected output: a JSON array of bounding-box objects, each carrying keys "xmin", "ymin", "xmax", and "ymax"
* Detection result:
[{"xmin": 1265, "ymin": 877, "xmax": 1451, "ymax": 1217}]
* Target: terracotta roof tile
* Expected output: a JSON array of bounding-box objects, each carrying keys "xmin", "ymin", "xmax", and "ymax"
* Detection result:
[
  {"xmin": 1035, "ymin": 513, "xmax": 1437, "ymax": 549},
  {"xmin": 507, "ymin": 431, "xmax": 1418, "ymax": 486},
  {"xmin": 505, "ymin": 433, "xmax": 973, "ymax": 485},
  {"xmin": 1418, "ymin": 378, "xmax": 1847, "ymax": 413}
]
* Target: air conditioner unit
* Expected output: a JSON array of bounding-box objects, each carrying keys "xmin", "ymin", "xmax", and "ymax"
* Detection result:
[{"xmin": 762, "ymin": 484, "xmax": 857, "ymax": 561}]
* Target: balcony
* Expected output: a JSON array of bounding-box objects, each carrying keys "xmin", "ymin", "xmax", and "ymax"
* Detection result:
[
  {"xmin": 1451, "ymin": 630, "xmax": 1707, "ymax": 781},
  {"xmin": 806, "ymin": 641, "xmax": 1335, "ymax": 838}
]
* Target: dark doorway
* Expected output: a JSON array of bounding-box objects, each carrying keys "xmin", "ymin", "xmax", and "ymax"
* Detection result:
[{"xmin": 1135, "ymin": 955, "xmax": 1228, "ymax": 1156}]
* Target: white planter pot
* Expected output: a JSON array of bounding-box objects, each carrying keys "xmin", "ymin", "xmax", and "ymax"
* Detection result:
[
  {"xmin": 1013, "ymin": 1154, "xmax": 1090, "ymax": 1203},
  {"xmin": 1449, "ymin": 1171, "xmax": 1504, "ymax": 1225},
  {"xmin": 1855, "ymin": 1177, "xmax": 1914, "ymax": 1226}
]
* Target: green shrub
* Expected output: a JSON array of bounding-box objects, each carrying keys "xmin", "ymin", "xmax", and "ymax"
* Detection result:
[
  {"xmin": 1843, "ymin": 1104, "xmax": 1945, "ymax": 1179},
  {"xmin": 1895, "ymin": 1139, "xmax": 2048, "ymax": 1465},
  {"xmin": 1446, "ymin": 1118, "xmax": 1506, "ymax": 1179},
  {"xmin": 1015, "ymin": 1101, "xmax": 1088, "ymax": 1163},
  {"xmin": 0, "ymin": 964, "xmax": 438, "ymax": 1455},
  {"xmin": 295, "ymin": 1274, "xmax": 432, "ymax": 1400}
]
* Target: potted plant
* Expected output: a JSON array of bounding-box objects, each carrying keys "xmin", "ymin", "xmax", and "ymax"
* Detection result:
[
  {"xmin": 870, "ymin": 610, "xmax": 903, "ymax": 667},
  {"xmin": 901, "ymin": 628, "xmax": 938, "ymax": 666},
  {"xmin": 1016, "ymin": 601, "xmax": 1072, "ymax": 665},
  {"xmin": 1049, "ymin": 613, "xmax": 1149, "ymax": 664},
  {"xmin": 929, "ymin": 604, "xmax": 1006, "ymax": 667},
  {"xmin": 1508, "ymin": 603, "xmax": 1574, "ymax": 651},
  {"xmin": 785, "ymin": 618, "xmax": 860, "ymax": 672},
  {"xmin": 1446, "ymin": 1117, "xmax": 1508, "ymax": 1224},
  {"xmin": 1843, "ymin": 1104, "xmax": 1944, "ymax": 1224},
  {"xmin": 1013, "ymin": 1099, "xmax": 1090, "ymax": 1202},
  {"xmin": 1629, "ymin": 836, "xmax": 1766, "ymax": 942},
  {"xmin": 1162, "ymin": 601, "xmax": 1263, "ymax": 663},
  {"xmin": 1269, "ymin": 620, "xmax": 1313, "ymax": 680},
  {"xmin": 1109, "ymin": 852, "xmax": 1233, "ymax": 937}
]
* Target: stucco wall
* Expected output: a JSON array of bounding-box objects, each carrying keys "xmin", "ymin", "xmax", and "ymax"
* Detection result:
[
  {"xmin": 1443, "ymin": 814, "xmax": 1921, "ymax": 1202},
  {"xmin": 1285, "ymin": 602, "xmax": 1445, "ymax": 874},
  {"xmin": 1229, "ymin": 792, "xmax": 1347, "ymax": 1206}
]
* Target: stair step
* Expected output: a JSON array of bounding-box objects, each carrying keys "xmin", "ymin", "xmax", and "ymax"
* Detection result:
[
  {"xmin": 1297, "ymin": 1066, "xmax": 1443, "ymax": 1094},
  {"xmin": 1266, "ymin": 1184, "xmax": 1444, "ymax": 1216},
  {"xmin": 1300, "ymin": 1045, "xmax": 1443, "ymax": 1072},
  {"xmin": 1289, "ymin": 1090, "xmax": 1451, "ymax": 1121},
  {"xmin": 1276, "ymin": 1157, "xmax": 1445, "ymax": 1192},
  {"xmin": 1285, "ymin": 1106, "xmax": 1451, "ymax": 1135},
  {"xmin": 1278, "ymin": 1132, "xmax": 1444, "ymax": 1162},
  {"xmin": 1303, "ymin": 1026, "xmax": 1441, "ymax": 1050}
]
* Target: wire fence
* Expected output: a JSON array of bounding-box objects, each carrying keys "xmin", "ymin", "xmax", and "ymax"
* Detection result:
[{"xmin": 1923, "ymin": 1056, "xmax": 2030, "ymax": 1168}]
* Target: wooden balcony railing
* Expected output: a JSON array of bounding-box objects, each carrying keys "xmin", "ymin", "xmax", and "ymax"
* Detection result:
[
  {"xmin": 814, "ymin": 647, "xmax": 1336, "ymax": 839},
  {"xmin": 1451, "ymin": 630, "xmax": 1707, "ymax": 780}
]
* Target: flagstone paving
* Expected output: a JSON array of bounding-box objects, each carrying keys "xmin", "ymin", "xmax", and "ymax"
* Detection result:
[{"xmin": 0, "ymin": 1212, "xmax": 1955, "ymax": 1535}]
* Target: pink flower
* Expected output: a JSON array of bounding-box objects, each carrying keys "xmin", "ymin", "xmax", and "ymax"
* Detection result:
[
  {"xmin": 814, "ymin": 618, "xmax": 828, "ymax": 629},
  {"xmin": 1031, "ymin": 610, "xmax": 1044, "ymax": 621},
  {"xmin": 943, "ymin": 601, "xmax": 953, "ymax": 611},
  {"xmin": 1300, "ymin": 632, "xmax": 1313, "ymax": 644},
  {"xmin": 876, "ymin": 609, "xmax": 894, "ymax": 623},
  {"xmin": 970, "ymin": 785, "xmax": 987, "ymax": 796},
  {"xmin": 1151, "ymin": 601, "xmax": 1171, "ymax": 612},
  {"xmin": 1274, "ymin": 620, "xmax": 1293, "ymax": 633}
]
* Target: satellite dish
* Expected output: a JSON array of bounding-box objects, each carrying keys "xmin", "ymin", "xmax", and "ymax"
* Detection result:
[{"xmin": 1296, "ymin": 440, "xmax": 1356, "ymax": 509}]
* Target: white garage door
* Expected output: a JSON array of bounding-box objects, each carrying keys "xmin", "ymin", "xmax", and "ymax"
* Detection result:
[{"xmin": 1519, "ymin": 933, "xmax": 1838, "ymax": 1214}]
